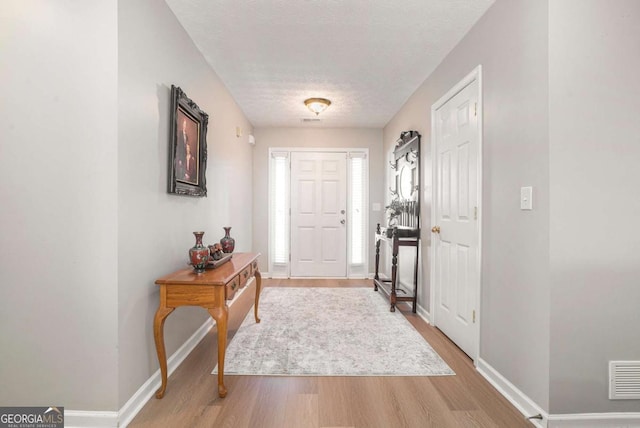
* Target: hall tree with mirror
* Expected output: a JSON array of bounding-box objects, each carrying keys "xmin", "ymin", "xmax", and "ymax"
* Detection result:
[{"xmin": 373, "ymin": 131, "xmax": 420, "ymax": 312}]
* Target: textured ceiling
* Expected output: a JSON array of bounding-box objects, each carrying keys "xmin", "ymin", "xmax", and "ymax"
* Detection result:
[{"xmin": 165, "ymin": 0, "xmax": 494, "ymax": 128}]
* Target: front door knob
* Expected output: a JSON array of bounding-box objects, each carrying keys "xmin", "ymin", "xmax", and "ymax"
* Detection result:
[{"xmin": 431, "ymin": 226, "xmax": 440, "ymax": 233}]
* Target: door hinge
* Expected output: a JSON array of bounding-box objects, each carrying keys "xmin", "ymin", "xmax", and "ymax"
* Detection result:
[
  {"xmin": 472, "ymin": 310, "xmax": 476, "ymax": 323},
  {"xmin": 474, "ymin": 102, "xmax": 477, "ymax": 117},
  {"xmin": 474, "ymin": 206, "xmax": 477, "ymax": 220},
  {"xmin": 289, "ymin": 254, "xmax": 291, "ymax": 261}
]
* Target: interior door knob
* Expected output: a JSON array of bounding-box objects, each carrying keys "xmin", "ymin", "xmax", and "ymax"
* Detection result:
[
  {"xmin": 431, "ymin": 226, "xmax": 440, "ymax": 233},
  {"xmin": 340, "ymin": 219, "xmax": 346, "ymax": 225}
]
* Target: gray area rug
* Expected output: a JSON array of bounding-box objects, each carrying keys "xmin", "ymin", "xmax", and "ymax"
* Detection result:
[{"xmin": 213, "ymin": 287, "xmax": 454, "ymax": 376}]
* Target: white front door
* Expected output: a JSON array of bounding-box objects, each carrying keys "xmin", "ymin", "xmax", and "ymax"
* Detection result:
[
  {"xmin": 290, "ymin": 152, "xmax": 347, "ymax": 277},
  {"xmin": 431, "ymin": 70, "xmax": 481, "ymax": 360}
]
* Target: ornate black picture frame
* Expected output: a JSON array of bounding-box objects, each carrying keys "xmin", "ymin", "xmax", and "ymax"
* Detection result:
[{"xmin": 168, "ymin": 85, "xmax": 208, "ymax": 197}]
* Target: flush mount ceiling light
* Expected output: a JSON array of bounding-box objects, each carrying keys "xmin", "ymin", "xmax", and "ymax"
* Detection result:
[{"xmin": 304, "ymin": 98, "xmax": 331, "ymax": 116}]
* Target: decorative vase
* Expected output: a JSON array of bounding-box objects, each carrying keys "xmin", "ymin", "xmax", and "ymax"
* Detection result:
[
  {"xmin": 189, "ymin": 231, "xmax": 210, "ymax": 273},
  {"xmin": 220, "ymin": 227, "xmax": 235, "ymax": 253}
]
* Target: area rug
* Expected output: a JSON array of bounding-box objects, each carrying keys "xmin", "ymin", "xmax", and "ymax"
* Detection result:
[{"xmin": 213, "ymin": 287, "xmax": 454, "ymax": 376}]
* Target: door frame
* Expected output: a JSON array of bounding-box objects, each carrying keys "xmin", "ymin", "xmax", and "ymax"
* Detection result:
[
  {"xmin": 429, "ymin": 65, "xmax": 483, "ymax": 363},
  {"xmin": 290, "ymin": 151, "xmax": 347, "ymax": 278},
  {"xmin": 268, "ymin": 147, "xmax": 369, "ymax": 279}
]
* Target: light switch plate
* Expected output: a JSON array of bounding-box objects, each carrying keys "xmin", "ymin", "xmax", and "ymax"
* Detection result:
[{"xmin": 520, "ymin": 186, "xmax": 533, "ymax": 210}]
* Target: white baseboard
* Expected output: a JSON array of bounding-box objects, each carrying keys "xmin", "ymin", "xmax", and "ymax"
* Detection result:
[
  {"xmin": 547, "ymin": 413, "xmax": 640, "ymax": 427},
  {"xmin": 477, "ymin": 359, "xmax": 640, "ymax": 428},
  {"xmin": 118, "ymin": 317, "xmax": 215, "ymax": 427},
  {"xmin": 64, "ymin": 317, "xmax": 215, "ymax": 428},
  {"xmin": 393, "ymin": 300, "xmax": 430, "ymax": 324},
  {"xmin": 415, "ymin": 303, "xmax": 431, "ymax": 324},
  {"xmin": 118, "ymin": 282, "xmax": 257, "ymax": 427},
  {"xmin": 64, "ymin": 410, "xmax": 119, "ymax": 428},
  {"xmin": 476, "ymin": 358, "xmax": 548, "ymax": 428}
]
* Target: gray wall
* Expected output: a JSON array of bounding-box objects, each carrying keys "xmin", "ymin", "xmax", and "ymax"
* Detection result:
[
  {"xmin": 118, "ymin": 0, "xmax": 254, "ymax": 408},
  {"xmin": 252, "ymin": 128, "xmax": 384, "ymax": 275},
  {"xmin": 0, "ymin": 1, "xmax": 119, "ymax": 409},
  {"xmin": 384, "ymin": 0, "xmax": 550, "ymax": 410},
  {"xmin": 548, "ymin": 0, "xmax": 640, "ymax": 414},
  {"xmin": 0, "ymin": 0, "xmax": 254, "ymax": 412}
]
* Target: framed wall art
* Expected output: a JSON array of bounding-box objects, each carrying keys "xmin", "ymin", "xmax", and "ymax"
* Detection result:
[{"xmin": 168, "ymin": 85, "xmax": 208, "ymax": 197}]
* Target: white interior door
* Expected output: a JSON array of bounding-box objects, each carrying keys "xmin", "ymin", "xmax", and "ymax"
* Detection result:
[
  {"xmin": 290, "ymin": 152, "xmax": 347, "ymax": 277},
  {"xmin": 431, "ymin": 72, "xmax": 481, "ymax": 360}
]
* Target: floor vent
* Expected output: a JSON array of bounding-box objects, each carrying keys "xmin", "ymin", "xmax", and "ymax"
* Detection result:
[
  {"xmin": 609, "ymin": 361, "xmax": 640, "ymax": 399},
  {"xmin": 301, "ymin": 118, "xmax": 321, "ymax": 123}
]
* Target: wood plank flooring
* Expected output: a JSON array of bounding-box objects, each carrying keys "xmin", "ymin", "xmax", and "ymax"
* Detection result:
[{"xmin": 129, "ymin": 279, "xmax": 532, "ymax": 428}]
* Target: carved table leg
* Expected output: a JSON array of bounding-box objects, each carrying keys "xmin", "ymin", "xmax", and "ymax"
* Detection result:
[
  {"xmin": 390, "ymin": 232, "xmax": 399, "ymax": 312},
  {"xmin": 254, "ymin": 269, "xmax": 262, "ymax": 323},
  {"xmin": 374, "ymin": 235, "xmax": 381, "ymax": 291},
  {"xmin": 153, "ymin": 306, "xmax": 175, "ymax": 399},
  {"xmin": 208, "ymin": 306, "xmax": 229, "ymax": 398}
]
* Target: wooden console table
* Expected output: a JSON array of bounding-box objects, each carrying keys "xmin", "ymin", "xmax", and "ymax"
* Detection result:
[
  {"xmin": 153, "ymin": 252, "xmax": 261, "ymax": 399},
  {"xmin": 375, "ymin": 131, "xmax": 421, "ymax": 313},
  {"xmin": 373, "ymin": 225, "xmax": 419, "ymax": 313}
]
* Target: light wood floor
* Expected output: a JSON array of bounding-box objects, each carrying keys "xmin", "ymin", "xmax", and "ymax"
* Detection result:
[{"xmin": 130, "ymin": 279, "xmax": 533, "ymax": 428}]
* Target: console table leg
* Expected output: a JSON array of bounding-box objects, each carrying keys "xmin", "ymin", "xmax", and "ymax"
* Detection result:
[
  {"xmin": 208, "ymin": 306, "xmax": 228, "ymax": 398},
  {"xmin": 254, "ymin": 269, "xmax": 262, "ymax": 323},
  {"xmin": 374, "ymin": 237, "xmax": 381, "ymax": 291},
  {"xmin": 153, "ymin": 306, "xmax": 175, "ymax": 399},
  {"xmin": 390, "ymin": 237, "xmax": 399, "ymax": 312}
]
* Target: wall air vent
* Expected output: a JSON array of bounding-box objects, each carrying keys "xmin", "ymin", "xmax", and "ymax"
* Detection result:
[
  {"xmin": 301, "ymin": 118, "xmax": 321, "ymax": 123},
  {"xmin": 609, "ymin": 361, "xmax": 640, "ymax": 399}
]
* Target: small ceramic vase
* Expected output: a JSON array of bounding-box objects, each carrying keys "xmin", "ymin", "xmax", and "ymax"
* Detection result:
[
  {"xmin": 220, "ymin": 227, "xmax": 235, "ymax": 253},
  {"xmin": 189, "ymin": 231, "xmax": 210, "ymax": 273}
]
